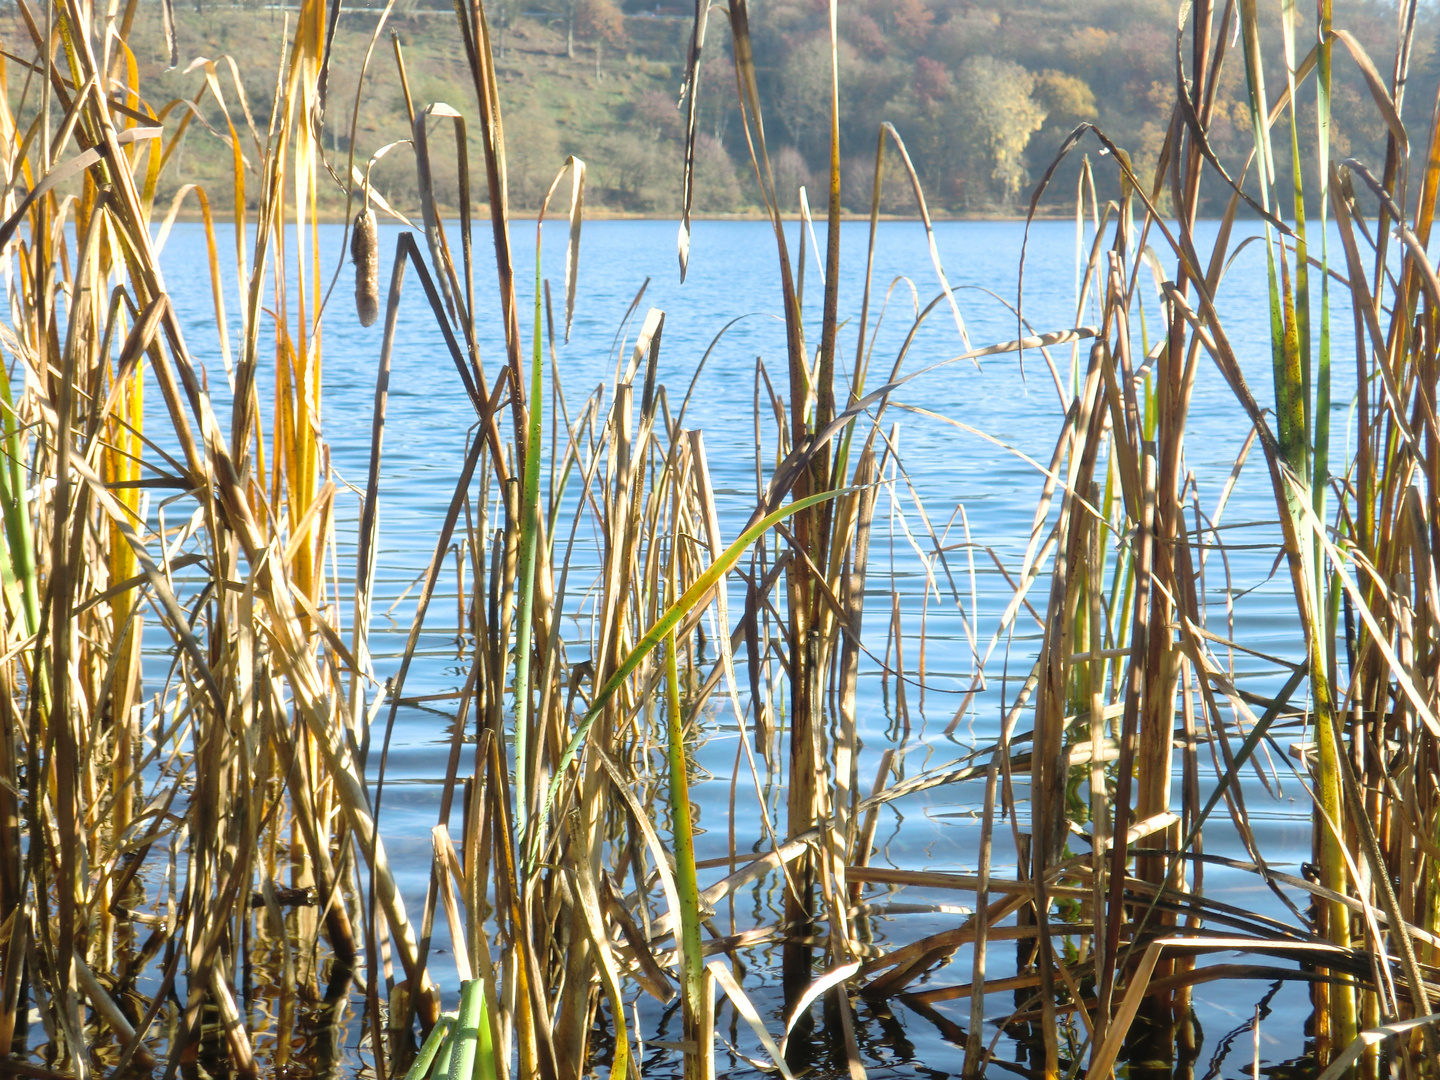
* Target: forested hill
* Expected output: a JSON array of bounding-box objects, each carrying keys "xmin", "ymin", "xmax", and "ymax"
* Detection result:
[{"xmin": 15, "ymin": 0, "xmax": 1433, "ymax": 217}]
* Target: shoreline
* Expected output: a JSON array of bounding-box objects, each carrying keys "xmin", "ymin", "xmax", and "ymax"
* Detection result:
[{"xmin": 154, "ymin": 207, "xmax": 1100, "ymax": 225}]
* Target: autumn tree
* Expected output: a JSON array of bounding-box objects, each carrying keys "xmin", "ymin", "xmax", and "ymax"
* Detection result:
[
  {"xmin": 560, "ymin": 0, "xmax": 624, "ymax": 60},
  {"xmin": 1033, "ymin": 70, "xmax": 1097, "ymax": 127},
  {"xmin": 890, "ymin": 0, "xmax": 934, "ymax": 47},
  {"xmin": 558, "ymin": 0, "xmax": 580, "ymax": 59},
  {"xmin": 576, "ymin": 0, "xmax": 625, "ymax": 48},
  {"xmin": 955, "ymin": 55, "xmax": 1047, "ymax": 204}
]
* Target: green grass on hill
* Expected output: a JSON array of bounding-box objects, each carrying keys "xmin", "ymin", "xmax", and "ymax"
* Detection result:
[
  {"xmin": 7, "ymin": 5, "xmax": 754, "ymax": 219},
  {"xmin": 5, "ymin": 1, "xmax": 1427, "ymax": 221}
]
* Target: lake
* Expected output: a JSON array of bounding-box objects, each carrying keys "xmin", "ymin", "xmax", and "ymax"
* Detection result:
[{"xmin": 149, "ymin": 216, "xmax": 1344, "ymax": 1078}]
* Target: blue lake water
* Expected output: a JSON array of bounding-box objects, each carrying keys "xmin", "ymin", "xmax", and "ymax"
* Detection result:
[{"xmin": 147, "ymin": 217, "xmax": 1352, "ymax": 1078}]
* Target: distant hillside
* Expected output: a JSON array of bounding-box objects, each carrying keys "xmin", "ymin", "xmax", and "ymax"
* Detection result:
[{"xmin": 5, "ymin": 0, "xmax": 1432, "ymax": 219}]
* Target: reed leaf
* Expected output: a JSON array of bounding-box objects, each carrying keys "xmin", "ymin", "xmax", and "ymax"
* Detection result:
[{"xmin": 664, "ymin": 628, "xmax": 707, "ymax": 1080}]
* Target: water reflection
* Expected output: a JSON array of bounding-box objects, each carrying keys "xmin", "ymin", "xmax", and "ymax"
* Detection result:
[{"xmin": 133, "ymin": 219, "xmax": 1343, "ymax": 1078}]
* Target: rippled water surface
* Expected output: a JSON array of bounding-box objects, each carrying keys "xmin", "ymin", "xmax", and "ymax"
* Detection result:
[{"xmin": 149, "ymin": 217, "xmax": 1351, "ymax": 1079}]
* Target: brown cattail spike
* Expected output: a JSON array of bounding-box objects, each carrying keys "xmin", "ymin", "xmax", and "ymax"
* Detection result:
[{"xmin": 352, "ymin": 207, "xmax": 379, "ymax": 327}]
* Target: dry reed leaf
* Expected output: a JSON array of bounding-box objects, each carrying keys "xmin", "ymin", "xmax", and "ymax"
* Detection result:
[
  {"xmin": 1327, "ymin": 29, "xmax": 1407, "ymax": 153},
  {"xmin": 351, "ymin": 157, "xmax": 419, "ymax": 227},
  {"xmin": 1314, "ymin": 1012, "xmax": 1440, "ymax": 1080},
  {"xmin": 779, "ymin": 961, "xmax": 860, "ymax": 1057},
  {"xmin": 1290, "ymin": 479, "xmax": 1439, "ymax": 735},
  {"xmin": 707, "ymin": 961, "xmax": 796, "ymax": 1080},
  {"xmin": 544, "ymin": 155, "xmax": 585, "ymax": 342},
  {"xmin": 75, "ymin": 953, "xmax": 157, "ymax": 1068},
  {"xmin": 567, "ymin": 850, "xmax": 633, "ymax": 1080},
  {"xmin": 1090, "ymin": 937, "xmax": 1353, "ymax": 1077},
  {"xmin": 432, "ymin": 826, "xmax": 473, "ymax": 983},
  {"xmin": 676, "ymin": 0, "xmax": 712, "ymax": 280},
  {"xmin": 592, "ymin": 747, "xmax": 684, "ymax": 935}
]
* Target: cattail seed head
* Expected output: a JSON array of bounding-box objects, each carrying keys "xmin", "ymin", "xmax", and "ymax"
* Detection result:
[{"xmin": 352, "ymin": 207, "xmax": 379, "ymax": 327}]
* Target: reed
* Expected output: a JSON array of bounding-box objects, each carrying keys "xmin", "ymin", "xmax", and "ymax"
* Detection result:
[{"xmin": 0, "ymin": 0, "xmax": 1436, "ymax": 1078}]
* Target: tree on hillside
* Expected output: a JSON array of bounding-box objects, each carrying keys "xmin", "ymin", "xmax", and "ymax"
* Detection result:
[
  {"xmin": 955, "ymin": 55, "xmax": 1046, "ymax": 204},
  {"xmin": 1033, "ymin": 70, "xmax": 1097, "ymax": 127},
  {"xmin": 696, "ymin": 51, "xmax": 741, "ymax": 143},
  {"xmin": 778, "ymin": 35, "xmax": 833, "ymax": 161},
  {"xmin": 557, "ymin": 0, "xmax": 626, "ymax": 60},
  {"xmin": 634, "ymin": 88, "xmax": 683, "ymax": 141},
  {"xmin": 777, "ymin": 36, "xmax": 863, "ymax": 167},
  {"xmin": 577, "ymin": 0, "xmax": 626, "ymax": 47},
  {"xmin": 889, "ymin": 0, "xmax": 934, "ymax": 48},
  {"xmin": 771, "ymin": 145, "xmax": 813, "ymax": 208},
  {"xmin": 693, "ymin": 134, "xmax": 745, "ymax": 211},
  {"xmin": 558, "ymin": 0, "xmax": 580, "ymax": 59},
  {"xmin": 576, "ymin": 0, "xmax": 627, "ymax": 78},
  {"xmin": 485, "ymin": 0, "xmax": 519, "ymax": 58}
]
